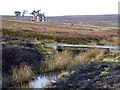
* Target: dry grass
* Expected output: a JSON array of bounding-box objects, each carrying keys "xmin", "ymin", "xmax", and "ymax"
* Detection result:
[
  {"xmin": 95, "ymin": 49, "xmax": 106, "ymax": 61},
  {"xmin": 73, "ymin": 49, "xmax": 106, "ymax": 64},
  {"xmin": 88, "ymin": 41, "xmax": 97, "ymax": 45},
  {"xmin": 41, "ymin": 49, "xmax": 106, "ymax": 72},
  {"xmin": 100, "ymin": 37, "xmax": 118, "ymax": 46},
  {"xmin": 41, "ymin": 50, "xmax": 74, "ymax": 72},
  {"xmin": 12, "ymin": 63, "xmax": 34, "ymax": 84},
  {"xmin": 83, "ymin": 49, "xmax": 103, "ymax": 62},
  {"xmin": 73, "ymin": 53, "xmax": 84, "ymax": 64}
]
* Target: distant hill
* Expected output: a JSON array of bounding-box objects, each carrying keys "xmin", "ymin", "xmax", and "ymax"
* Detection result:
[
  {"xmin": 1, "ymin": 15, "xmax": 32, "ymax": 21},
  {"xmin": 1, "ymin": 14, "xmax": 118, "ymax": 27},
  {"xmin": 47, "ymin": 14, "xmax": 118, "ymax": 27}
]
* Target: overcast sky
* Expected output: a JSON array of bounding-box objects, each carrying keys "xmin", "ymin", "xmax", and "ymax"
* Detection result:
[{"xmin": 0, "ymin": 0, "xmax": 119, "ymax": 16}]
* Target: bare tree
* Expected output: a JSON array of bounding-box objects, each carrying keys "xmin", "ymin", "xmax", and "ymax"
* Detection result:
[{"xmin": 22, "ymin": 10, "xmax": 28, "ymax": 17}]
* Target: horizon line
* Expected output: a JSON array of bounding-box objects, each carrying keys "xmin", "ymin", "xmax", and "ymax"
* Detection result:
[{"xmin": 0, "ymin": 14, "xmax": 118, "ymax": 17}]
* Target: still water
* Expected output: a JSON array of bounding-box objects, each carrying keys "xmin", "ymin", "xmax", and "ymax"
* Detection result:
[{"xmin": 29, "ymin": 75, "xmax": 57, "ymax": 88}]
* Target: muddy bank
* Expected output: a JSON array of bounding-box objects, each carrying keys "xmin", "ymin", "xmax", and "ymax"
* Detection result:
[
  {"xmin": 53, "ymin": 61, "xmax": 120, "ymax": 89},
  {"xmin": 2, "ymin": 35, "xmax": 44, "ymax": 88}
]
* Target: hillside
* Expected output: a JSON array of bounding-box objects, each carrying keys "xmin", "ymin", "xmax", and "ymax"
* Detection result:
[{"xmin": 47, "ymin": 14, "xmax": 118, "ymax": 27}]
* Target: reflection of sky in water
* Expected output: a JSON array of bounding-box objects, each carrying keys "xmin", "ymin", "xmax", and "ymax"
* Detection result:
[
  {"xmin": 47, "ymin": 43, "xmax": 120, "ymax": 50},
  {"xmin": 30, "ymin": 75, "xmax": 57, "ymax": 88}
]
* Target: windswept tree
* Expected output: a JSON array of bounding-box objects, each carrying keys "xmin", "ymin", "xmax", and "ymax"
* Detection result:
[
  {"xmin": 36, "ymin": 10, "xmax": 41, "ymax": 15},
  {"xmin": 30, "ymin": 10, "xmax": 37, "ymax": 21},
  {"xmin": 14, "ymin": 11, "xmax": 21, "ymax": 16},
  {"xmin": 30, "ymin": 10, "xmax": 36, "ymax": 17}
]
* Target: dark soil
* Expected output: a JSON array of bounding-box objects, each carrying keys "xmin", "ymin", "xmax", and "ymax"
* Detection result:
[
  {"xmin": 53, "ymin": 61, "xmax": 120, "ymax": 89},
  {"xmin": 2, "ymin": 35, "xmax": 44, "ymax": 88}
]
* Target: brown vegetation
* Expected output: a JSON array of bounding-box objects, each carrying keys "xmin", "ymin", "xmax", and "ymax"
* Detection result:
[
  {"xmin": 40, "ymin": 49, "xmax": 106, "ymax": 73},
  {"xmin": 2, "ymin": 19, "xmax": 119, "ymax": 88},
  {"xmin": 2, "ymin": 20, "xmax": 118, "ymax": 39},
  {"xmin": 12, "ymin": 63, "xmax": 34, "ymax": 84}
]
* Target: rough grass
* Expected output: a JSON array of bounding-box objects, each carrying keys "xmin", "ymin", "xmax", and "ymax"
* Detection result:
[
  {"xmin": 51, "ymin": 50, "xmax": 120, "ymax": 88},
  {"xmin": 12, "ymin": 63, "xmax": 34, "ymax": 84},
  {"xmin": 83, "ymin": 49, "xmax": 104, "ymax": 62},
  {"xmin": 100, "ymin": 37, "xmax": 118, "ymax": 46},
  {"xmin": 41, "ymin": 51, "xmax": 74, "ymax": 72},
  {"xmin": 54, "ymin": 35, "xmax": 100, "ymax": 44},
  {"xmin": 2, "ymin": 28, "xmax": 54, "ymax": 41},
  {"xmin": 2, "ymin": 28, "xmax": 101, "ymax": 45},
  {"xmin": 40, "ymin": 49, "xmax": 107, "ymax": 73},
  {"xmin": 2, "ymin": 20, "xmax": 119, "ymax": 88}
]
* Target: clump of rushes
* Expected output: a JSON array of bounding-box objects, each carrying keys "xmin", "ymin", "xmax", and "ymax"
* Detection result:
[{"xmin": 12, "ymin": 63, "xmax": 34, "ymax": 84}]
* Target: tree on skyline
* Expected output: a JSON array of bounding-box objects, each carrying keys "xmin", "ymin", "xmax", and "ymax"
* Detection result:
[
  {"xmin": 22, "ymin": 10, "xmax": 28, "ymax": 17},
  {"xmin": 14, "ymin": 11, "xmax": 21, "ymax": 16}
]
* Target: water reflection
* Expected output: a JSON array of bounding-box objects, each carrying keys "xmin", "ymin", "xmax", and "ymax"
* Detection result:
[{"xmin": 29, "ymin": 75, "xmax": 57, "ymax": 88}]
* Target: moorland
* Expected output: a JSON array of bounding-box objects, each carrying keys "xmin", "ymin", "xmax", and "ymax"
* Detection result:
[{"xmin": 1, "ymin": 14, "xmax": 120, "ymax": 89}]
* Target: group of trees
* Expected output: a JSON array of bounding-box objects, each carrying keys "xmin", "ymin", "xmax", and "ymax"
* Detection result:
[
  {"xmin": 14, "ymin": 9, "xmax": 45, "ymax": 21},
  {"xmin": 14, "ymin": 10, "xmax": 28, "ymax": 17},
  {"xmin": 30, "ymin": 10, "xmax": 45, "ymax": 21}
]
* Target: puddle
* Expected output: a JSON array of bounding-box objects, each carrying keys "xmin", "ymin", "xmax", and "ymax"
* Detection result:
[{"xmin": 29, "ymin": 75, "xmax": 57, "ymax": 88}]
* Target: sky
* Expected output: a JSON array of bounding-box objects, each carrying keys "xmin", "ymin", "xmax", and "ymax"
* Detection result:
[{"xmin": 0, "ymin": 0, "xmax": 119, "ymax": 16}]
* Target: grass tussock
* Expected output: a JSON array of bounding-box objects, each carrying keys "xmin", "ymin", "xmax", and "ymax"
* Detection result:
[
  {"xmin": 83, "ymin": 49, "xmax": 105, "ymax": 62},
  {"xmin": 12, "ymin": 63, "xmax": 34, "ymax": 84},
  {"xmin": 41, "ymin": 49, "xmax": 106, "ymax": 73},
  {"xmin": 41, "ymin": 50, "xmax": 74, "ymax": 72},
  {"xmin": 74, "ymin": 49, "xmax": 106, "ymax": 64}
]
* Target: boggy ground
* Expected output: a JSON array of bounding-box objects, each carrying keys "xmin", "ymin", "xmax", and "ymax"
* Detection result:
[
  {"xmin": 2, "ymin": 20, "xmax": 118, "ymax": 45},
  {"xmin": 2, "ymin": 35, "xmax": 44, "ymax": 88},
  {"xmin": 53, "ymin": 61, "xmax": 120, "ymax": 89},
  {"xmin": 1, "ymin": 20, "xmax": 119, "ymax": 89}
]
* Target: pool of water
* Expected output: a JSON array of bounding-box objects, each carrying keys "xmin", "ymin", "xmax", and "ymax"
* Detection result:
[
  {"xmin": 46, "ymin": 43, "xmax": 120, "ymax": 50},
  {"xmin": 29, "ymin": 74, "xmax": 57, "ymax": 88}
]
